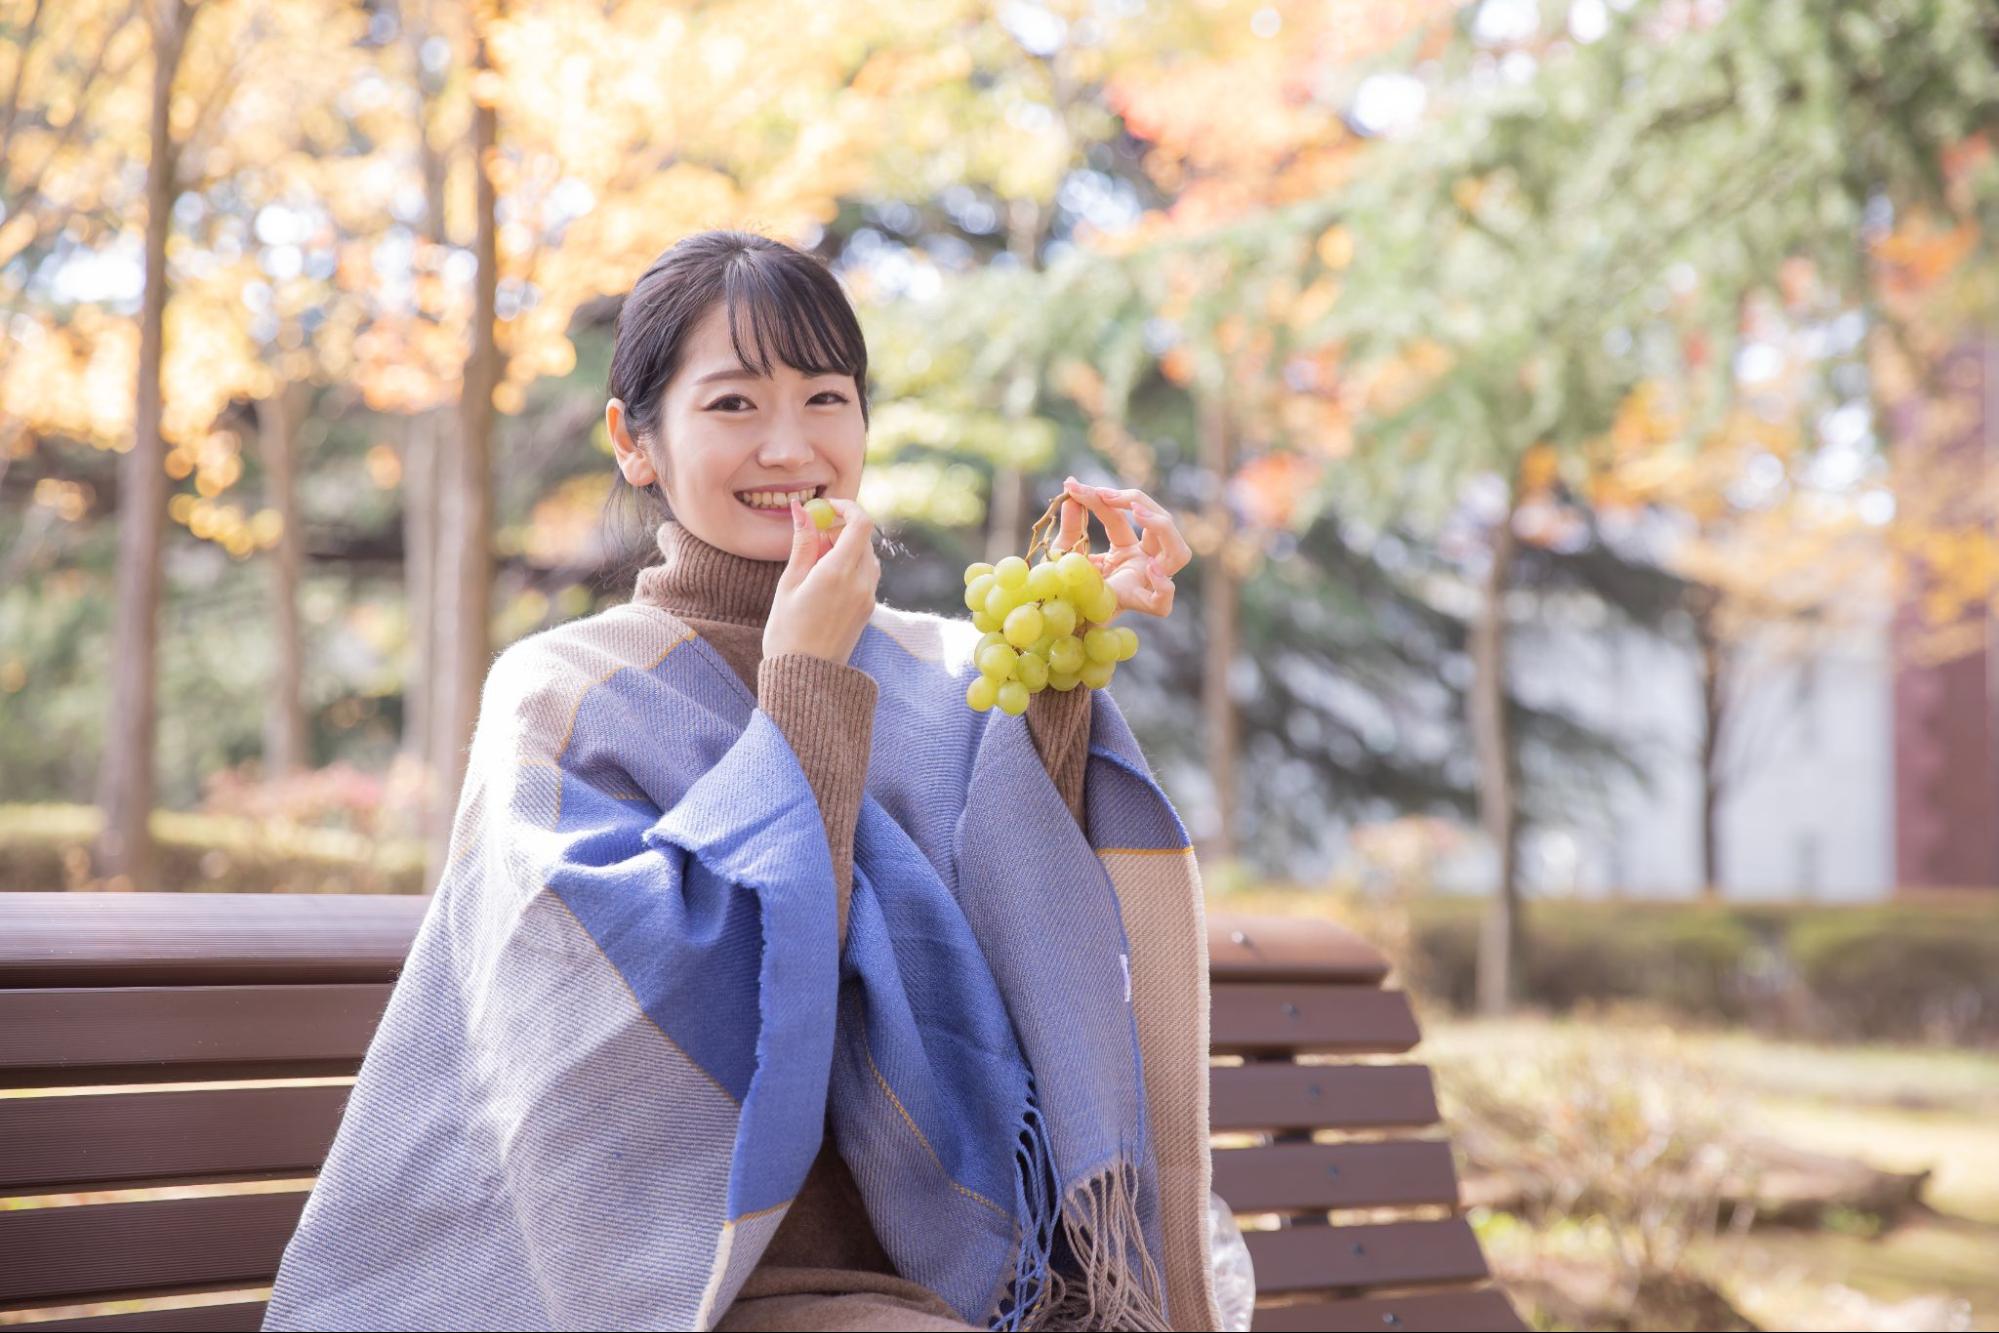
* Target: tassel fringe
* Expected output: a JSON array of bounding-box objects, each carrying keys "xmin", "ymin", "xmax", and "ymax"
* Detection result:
[
  {"xmin": 987, "ymin": 1075, "xmax": 1166, "ymax": 1333},
  {"xmin": 1036, "ymin": 1160, "xmax": 1170, "ymax": 1332},
  {"xmin": 1000, "ymin": 1157, "xmax": 1169, "ymax": 1332}
]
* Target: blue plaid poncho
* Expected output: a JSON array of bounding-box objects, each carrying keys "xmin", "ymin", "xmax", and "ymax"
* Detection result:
[{"xmin": 264, "ymin": 602, "xmax": 1219, "ymax": 1332}]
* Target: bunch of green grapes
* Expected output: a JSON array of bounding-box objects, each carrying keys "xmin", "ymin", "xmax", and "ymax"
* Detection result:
[{"xmin": 961, "ymin": 551, "xmax": 1138, "ymax": 715}]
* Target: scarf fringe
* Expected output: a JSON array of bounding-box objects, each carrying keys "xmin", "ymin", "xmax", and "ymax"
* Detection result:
[
  {"xmin": 1023, "ymin": 1159, "xmax": 1170, "ymax": 1333},
  {"xmin": 989, "ymin": 1090, "xmax": 1061, "ymax": 1332}
]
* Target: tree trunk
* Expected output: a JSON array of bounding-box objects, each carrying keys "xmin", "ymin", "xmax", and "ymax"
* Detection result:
[
  {"xmin": 95, "ymin": 0, "xmax": 190, "ymax": 889},
  {"xmin": 1473, "ymin": 501, "xmax": 1521, "ymax": 1015},
  {"xmin": 986, "ymin": 202, "xmax": 1046, "ymax": 565},
  {"xmin": 985, "ymin": 467, "xmax": 1029, "ymax": 564},
  {"xmin": 1198, "ymin": 391, "xmax": 1239, "ymax": 866},
  {"xmin": 425, "ymin": 26, "xmax": 501, "ymax": 887},
  {"xmin": 257, "ymin": 376, "xmax": 308, "ymax": 780},
  {"xmin": 399, "ymin": 0, "xmax": 450, "ymax": 776},
  {"xmin": 1693, "ymin": 592, "xmax": 1727, "ymax": 900},
  {"xmin": 401, "ymin": 410, "xmax": 439, "ymax": 769}
]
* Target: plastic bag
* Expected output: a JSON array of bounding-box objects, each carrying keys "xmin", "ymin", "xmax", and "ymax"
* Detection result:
[{"xmin": 1206, "ymin": 1188, "xmax": 1256, "ymax": 1332}]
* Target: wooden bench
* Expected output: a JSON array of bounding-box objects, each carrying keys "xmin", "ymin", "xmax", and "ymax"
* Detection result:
[{"xmin": 0, "ymin": 892, "xmax": 1521, "ymax": 1331}]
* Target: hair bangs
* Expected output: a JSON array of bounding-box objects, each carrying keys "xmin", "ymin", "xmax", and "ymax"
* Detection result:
[{"xmin": 723, "ymin": 258, "xmax": 866, "ymax": 385}]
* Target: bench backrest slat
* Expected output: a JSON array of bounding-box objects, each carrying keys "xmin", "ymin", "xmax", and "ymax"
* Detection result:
[
  {"xmin": 0, "ymin": 1085, "xmax": 351, "ymax": 1193},
  {"xmin": 1243, "ymin": 1215, "xmax": 1491, "ymax": 1293},
  {"xmin": 0, "ymin": 893, "xmax": 425, "ymax": 987},
  {"xmin": 0, "ymin": 1190, "xmax": 308, "ymax": 1306},
  {"xmin": 29, "ymin": 1299, "xmax": 270, "ymax": 1333},
  {"xmin": 1211, "ymin": 1139, "xmax": 1460, "ymax": 1214},
  {"xmin": 1210, "ymin": 983, "xmax": 1421, "ymax": 1054},
  {"xmin": 0, "ymin": 985, "xmax": 392, "ymax": 1075},
  {"xmin": 1209, "ymin": 1061, "xmax": 1440, "ymax": 1131},
  {"xmin": 1250, "ymin": 1289, "xmax": 1524, "ymax": 1332}
]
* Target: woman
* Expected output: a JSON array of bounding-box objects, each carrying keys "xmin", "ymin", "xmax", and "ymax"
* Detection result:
[{"xmin": 264, "ymin": 231, "xmax": 1221, "ymax": 1333}]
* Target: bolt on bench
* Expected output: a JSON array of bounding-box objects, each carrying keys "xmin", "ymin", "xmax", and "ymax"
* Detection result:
[{"xmin": 0, "ymin": 892, "xmax": 1521, "ymax": 1331}]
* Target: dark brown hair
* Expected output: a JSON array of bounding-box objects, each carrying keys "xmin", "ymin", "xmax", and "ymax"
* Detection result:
[{"xmin": 600, "ymin": 230, "xmax": 870, "ymax": 577}]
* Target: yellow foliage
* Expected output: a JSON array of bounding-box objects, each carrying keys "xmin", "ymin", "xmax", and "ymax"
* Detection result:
[
  {"xmin": 1315, "ymin": 225, "xmax": 1354, "ymax": 271},
  {"xmin": 1517, "ymin": 443, "xmax": 1559, "ymax": 497},
  {"xmin": 1052, "ymin": 360, "xmax": 1106, "ymax": 418},
  {"xmin": 1235, "ymin": 451, "xmax": 1322, "ymax": 530}
]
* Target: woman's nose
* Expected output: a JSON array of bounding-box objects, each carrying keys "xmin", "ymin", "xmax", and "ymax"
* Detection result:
[{"xmin": 758, "ymin": 427, "xmax": 816, "ymax": 466}]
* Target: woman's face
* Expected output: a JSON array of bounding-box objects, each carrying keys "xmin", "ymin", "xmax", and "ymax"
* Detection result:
[{"xmin": 607, "ymin": 300, "xmax": 866, "ymax": 561}]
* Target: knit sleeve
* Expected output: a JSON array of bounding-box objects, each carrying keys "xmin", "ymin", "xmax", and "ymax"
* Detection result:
[
  {"xmin": 1026, "ymin": 681, "xmax": 1092, "ymax": 831},
  {"xmin": 757, "ymin": 652, "xmax": 879, "ymax": 947}
]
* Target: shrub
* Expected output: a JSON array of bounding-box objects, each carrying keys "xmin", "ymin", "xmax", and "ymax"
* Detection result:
[
  {"xmin": 0, "ymin": 802, "xmax": 423, "ymax": 894},
  {"xmin": 1378, "ymin": 895, "xmax": 1999, "ymax": 1045},
  {"xmin": 1788, "ymin": 908, "xmax": 1999, "ymax": 1044}
]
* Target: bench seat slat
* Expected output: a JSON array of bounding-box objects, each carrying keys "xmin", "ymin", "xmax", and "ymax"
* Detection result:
[
  {"xmin": 0, "ymin": 1192, "xmax": 305, "ymax": 1305},
  {"xmin": 0, "ymin": 1086, "xmax": 350, "ymax": 1192},
  {"xmin": 1210, "ymin": 1062, "xmax": 1440, "ymax": 1131},
  {"xmin": 1210, "ymin": 985, "xmax": 1422, "ymax": 1055},
  {"xmin": 1213, "ymin": 1139, "xmax": 1460, "ymax": 1214},
  {"xmin": 1243, "ymin": 1217, "xmax": 1490, "ymax": 1293},
  {"xmin": 0, "ymin": 986, "xmax": 390, "ymax": 1075},
  {"xmin": 1253, "ymin": 1287, "xmax": 1527, "ymax": 1332}
]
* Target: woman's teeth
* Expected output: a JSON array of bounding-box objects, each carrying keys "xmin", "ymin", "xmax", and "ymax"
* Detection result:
[{"xmin": 737, "ymin": 486, "xmax": 822, "ymax": 510}]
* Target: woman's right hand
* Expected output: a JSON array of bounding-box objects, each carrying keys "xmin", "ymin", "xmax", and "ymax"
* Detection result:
[{"xmin": 764, "ymin": 496, "xmax": 880, "ymax": 665}]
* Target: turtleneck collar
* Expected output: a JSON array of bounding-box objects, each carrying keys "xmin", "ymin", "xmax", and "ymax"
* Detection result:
[{"xmin": 629, "ymin": 518, "xmax": 788, "ymax": 628}]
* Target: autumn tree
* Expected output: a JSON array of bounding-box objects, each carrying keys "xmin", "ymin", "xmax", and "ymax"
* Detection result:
[{"xmin": 1022, "ymin": 0, "xmax": 1999, "ymax": 1003}]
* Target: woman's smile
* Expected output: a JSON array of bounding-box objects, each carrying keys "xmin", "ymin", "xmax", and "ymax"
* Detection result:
[{"xmin": 734, "ymin": 482, "xmax": 828, "ymax": 519}]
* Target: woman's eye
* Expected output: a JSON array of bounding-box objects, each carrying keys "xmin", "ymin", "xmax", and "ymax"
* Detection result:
[
  {"xmin": 813, "ymin": 391, "xmax": 848, "ymax": 405},
  {"xmin": 708, "ymin": 395, "xmax": 751, "ymax": 412}
]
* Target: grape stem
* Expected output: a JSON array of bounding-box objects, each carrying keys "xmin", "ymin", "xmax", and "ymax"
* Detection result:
[{"xmin": 1025, "ymin": 494, "xmax": 1086, "ymax": 564}]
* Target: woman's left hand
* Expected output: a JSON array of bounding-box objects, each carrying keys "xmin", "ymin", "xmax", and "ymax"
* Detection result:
[{"xmin": 1053, "ymin": 476, "xmax": 1193, "ymax": 620}]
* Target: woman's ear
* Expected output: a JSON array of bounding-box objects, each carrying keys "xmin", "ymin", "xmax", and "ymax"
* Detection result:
[{"xmin": 606, "ymin": 399, "xmax": 658, "ymax": 486}]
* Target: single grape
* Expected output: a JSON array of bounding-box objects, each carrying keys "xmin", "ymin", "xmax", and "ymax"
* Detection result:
[
  {"xmin": 1114, "ymin": 626, "xmax": 1140, "ymax": 661},
  {"xmin": 1083, "ymin": 626, "xmax": 1120, "ymax": 664},
  {"xmin": 1016, "ymin": 653, "xmax": 1050, "ymax": 692},
  {"xmin": 972, "ymin": 609, "xmax": 1000, "ymax": 634},
  {"xmin": 996, "ymin": 680, "xmax": 1030, "ymax": 715},
  {"xmin": 984, "ymin": 583, "xmax": 1021, "ymax": 621},
  {"xmin": 1003, "ymin": 603, "xmax": 1045, "ymax": 649},
  {"xmin": 977, "ymin": 643, "xmax": 1019, "ymax": 680},
  {"xmin": 804, "ymin": 497, "xmax": 840, "ymax": 531},
  {"xmin": 1048, "ymin": 668, "xmax": 1082, "ymax": 691},
  {"xmin": 1079, "ymin": 658, "xmax": 1116, "ymax": 690},
  {"xmin": 976, "ymin": 630, "xmax": 1008, "ymax": 658},
  {"xmin": 966, "ymin": 676, "xmax": 999, "ymax": 711},
  {"xmin": 1039, "ymin": 597, "xmax": 1078, "ymax": 640},
  {"xmin": 1026, "ymin": 562, "xmax": 1066, "ymax": 600},
  {"xmin": 994, "ymin": 555, "xmax": 1030, "ymax": 590},
  {"xmin": 964, "ymin": 561, "xmax": 995, "ymax": 587},
  {"xmin": 1083, "ymin": 583, "xmax": 1119, "ymax": 625},
  {"xmin": 1047, "ymin": 635, "xmax": 1086, "ymax": 675},
  {"xmin": 1057, "ymin": 551, "xmax": 1096, "ymax": 592},
  {"xmin": 965, "ymin": 574, "xmax": 997, "ymax": 613}
]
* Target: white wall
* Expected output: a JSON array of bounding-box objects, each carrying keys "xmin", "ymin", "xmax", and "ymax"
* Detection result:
[{"xmin": 1507, "ymin": 614, "xmax": 1895, "ymax": 901}]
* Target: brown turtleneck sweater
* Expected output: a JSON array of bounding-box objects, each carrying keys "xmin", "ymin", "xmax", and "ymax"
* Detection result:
[{"xmin": 628, "ymin": 518, "xmax": 1094, "ymax": 1291}]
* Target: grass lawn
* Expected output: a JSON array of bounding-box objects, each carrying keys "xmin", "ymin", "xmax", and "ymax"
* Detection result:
[{"xmin": 1425, "ymin": 1017, "xmax": 1999, "ymax": 1332}]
